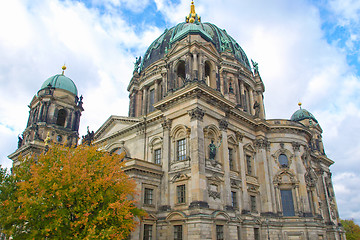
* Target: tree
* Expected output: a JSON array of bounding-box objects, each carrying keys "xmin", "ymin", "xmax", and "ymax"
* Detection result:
[
  {"xmin": 0, "ymin": 144, "xmax": 145, "ymax": 240},
  {"xmin": 341, "ymin": 219, "xmax": 360, "ymax": 240}
]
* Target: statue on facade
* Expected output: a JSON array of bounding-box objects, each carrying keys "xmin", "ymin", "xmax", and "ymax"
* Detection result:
[
  {"xmin": 253, "ymin": 100, "xmax": 260, "ymax": 118},
  {"xmin": 133, "ymin": 56, "xmax": 142, "ymax": 73},
  {"xmin": 82, "ymin": 126, "xmax": 95, "ymax": 146},
  {"xmin": 209, "ymin": 138, "xmax": 222, "ymax": 160},
  {"xmin": 251, "ymin": 59, "xmax": 259, "ymax": 75},
  {"xmin": 18, "ymin": 134, "xmax": 23, "ymax": 148}
]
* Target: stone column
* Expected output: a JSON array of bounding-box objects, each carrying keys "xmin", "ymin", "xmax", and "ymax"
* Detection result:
[
  {"xmin": 154, "ymin": 80, "xmax": 159, "ymax": 102},
  {"xmin": 216, "ymin": 65, "xmax": 221, "ymax": 91},
  {"xmin": 162, "ymin": 72, "xmax": 167, "ymax": 96},
  {"xmin": 188, "ymin": 107, "xmax": 208, "ymax": 208},
  {"xmin": 293, "ymin": 142, "xmax": 308, "ymax": 214},
  {"xmin": 257, "ymin": 91, "xmax": 265, "ymax": 119},
  {"xmin": 240, "ymin": 80, "xmax": 245, "ymax": 109},
  {"xmin": 249, "ymin": 88, "xmax": 255, "ymax": 116},
  {"xmin": 137, "ymin": 91, "xmax": 143, "ymax": 117},
  {"xmin": 266, "ymin": 142, "xmax": 277, "ymax": 214},
  {"xmin": 142, "ymin": 87, "xmax": 148, "ymax": 115},
  {"xmin": 198, "ymin": 53, "xmax": 203, "ymax": 82},
  {"xmin": 160, "ymin": 119, "xmax": 172, "ymax": 211},
  {"xmin": 255, "ymin": 138, "xmax": 273, "ymax": 213},
  {"xmin": 236, "ymin": 131, "xmax": 248, "ymax": 212},
  {"xmin": 219, "ymin": 118, "xmax": 232, "ymax": 209}
]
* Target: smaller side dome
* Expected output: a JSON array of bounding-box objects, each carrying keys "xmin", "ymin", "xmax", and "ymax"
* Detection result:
[
  {"xmin": 40, "ymin": 74, "xmax": 78, "ymax": 96},
  {"xmin": 290, "ymin": 108, "xmax": 318, "ymax": 123}
]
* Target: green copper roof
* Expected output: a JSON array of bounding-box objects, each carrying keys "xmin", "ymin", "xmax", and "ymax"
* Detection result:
[
  {"xmin": 290, "ymin": 109, "xmax": 318, "ymax": 123},
  {"xmin": 140, "ymin": 22, "xmax": 251, "ymax": 71},
  {"xmin": 40, "ymin": 74, "xmax": 78, "ymax": 96}
]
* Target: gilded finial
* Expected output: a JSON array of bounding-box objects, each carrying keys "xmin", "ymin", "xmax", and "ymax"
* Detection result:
[
  {"xmin": 298, "ymin": 102, "xmax": 302, "ymax": 109},
  {"xmin": 62, "ymin": 64, "xmax": 67, "ymax": 75},
  {"xmin": 44, "ymin": 132, "xmax": 51, "ymax": 147},
  {"xmin": 186, "ymin": 1, "xmax": 201, "ymax": 24}
]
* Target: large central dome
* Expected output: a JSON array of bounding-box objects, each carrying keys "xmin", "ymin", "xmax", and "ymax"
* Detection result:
[{"xmin": 140, "ymin": 13, "xmax": 251, "ymax": 72}]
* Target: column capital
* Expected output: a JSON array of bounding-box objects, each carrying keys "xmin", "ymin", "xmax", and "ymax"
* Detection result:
[
  {"xmin": 255, "ymin": 138, "xmax": 270, "ymax": 150},
  {"xmin": 218, "ymin": 118, "xmax": 228, "ymax": 131},
  {"xmin": 161, "ymin": 118, "xmax": 172, "ymax": 130},
  {"xmin": 188, "ymin": 107, "xmax": 205, "ymax": 121},
  {"xmin": 236, "ymin": 131, "xmax": 245, "ymax": 142},
  {"xmin": 292, "ymin": 141, "xmax": 301, "ymax": 152}
]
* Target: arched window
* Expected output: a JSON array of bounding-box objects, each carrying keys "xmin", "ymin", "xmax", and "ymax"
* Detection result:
[
  {"xmin": 205, "ymin": 61, "xmax": 211, "ymax": 85},
  {"xmin": 56, "ymin": 109, "xmax": 67, "ymax": 127},
  {"xmin": 278, "ymin": 154, "xmax": 289, "ymax": 168},
  {"xmin": 176, "ymin": 61, "xmax": 185, "ymax": 88}
]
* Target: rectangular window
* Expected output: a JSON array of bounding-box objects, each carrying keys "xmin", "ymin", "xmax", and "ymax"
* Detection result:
[
  {"xmin": 143, "ymin": 224, "xmax": 152, "ymax": 240},
  {"xmin": 154, "ymin": 149, "xmax": 161, "ymax": 165},
  {"xmin": 281, "ymin": 189, "xmax": 295, "ymax": 216},
  {"xmin": 216, "ymin": 225, "xmax": 224, "ymax": 240},
  {"xmin": 254, "ymin": 228, "xmax": 260, "ymax": 240},
  {"xmin": 231, "ymin": 191, "xmax": 237, "ymax": 208},
  {"xmin": 246, "ymin": 155, "xmax": 252, "ymax": 175},
  {"xmin": 174, "ymin": 225, "xmax": 183, "ymax": 240},
  {"xmin": 144, "ymin": 188, "xmax": 153, "ymax": 205},
  {"xmin": 149, "ymin": 89, "xmax": 155, "ymax": 112},
  {"xmin": 250, "ymin": 195, "xmax": 256, "ymax": 212},
  {"xmin": 228, "ymin": 148, "xmax": 234, "ymax": 170},
  {"xmin": 177, "ymin": 139, "xmax": 186, "ymax": 161},
  {"xmin": 177, "ymin": 185, "xmax": 186, "ymax": 204}
]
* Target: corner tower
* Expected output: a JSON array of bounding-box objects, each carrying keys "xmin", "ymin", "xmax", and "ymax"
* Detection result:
[{"xmin": 9, "ymin": 66, "xmax": 83, "ymax": 165}]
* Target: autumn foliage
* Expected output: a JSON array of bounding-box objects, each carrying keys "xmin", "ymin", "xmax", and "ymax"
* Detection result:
[{"xmin": 0, "ymin": 144, "xmax": 145, "ymax": 240}]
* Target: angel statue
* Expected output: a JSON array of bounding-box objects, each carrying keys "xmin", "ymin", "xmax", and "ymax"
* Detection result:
[{"xmin": 209, "ymin": 138, "xmax": 222, "ymax": 160}]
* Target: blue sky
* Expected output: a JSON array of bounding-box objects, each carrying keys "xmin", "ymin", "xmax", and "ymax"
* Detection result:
[{"xmin": 1, "ymin": 0, "xmax": 360, "ymax": 224}]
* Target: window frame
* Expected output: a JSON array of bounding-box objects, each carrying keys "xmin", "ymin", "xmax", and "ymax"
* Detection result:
[
  {"xmin": 174, "ymin": 225, "xmax": 183, "ymax": 240},
  {"xmin": 143, "ymin": 224, "xmax": 153, "ymax": 240},
  {"xmin": 280, "ymin": 189, "xmax": 295, "ymax": 217},
  {"xmin": 177, "ymin": 138, "xmax": 187, "ymax": 161},
  {"xmin": 144, "ymin": 188, "xmax": 154, "ymax": 206},
  {"xmin": 250, "ymin": 195, "xmax": 257, "ymax": 213},
  {"xmin": 176, "ymin": 184, "xmax": 186, "ymax": 204},
  {"xmin": 216, "ymin": 225, "xmax": 224, "ymax": 240},
  {"xmin": 228, "ymin": 148, "xmax": 234, "ymax": 171},
  {"xmin": 246, "ymin": 154, "xmax": 252, "ymax": 175},
  {"xmin": 154, "ymin": 148, "xmax": 161, "ymax": 165},
  {"xmin": 231, "ymin": 191, "xmax": 237, "ymax": 209}
]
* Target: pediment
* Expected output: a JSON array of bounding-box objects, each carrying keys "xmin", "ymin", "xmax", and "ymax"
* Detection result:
[{"xmin": 94, "ymin": 116, "xmax": 141, "ymax": 140}]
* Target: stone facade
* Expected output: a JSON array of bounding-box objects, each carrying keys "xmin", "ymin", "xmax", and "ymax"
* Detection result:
[
  {"xmin": 93, "ymin": 3, "xmax": 346, "ymax": 239},
  {"xmin": 9, "ymin": 3, "xmax": 346, "ymax": 240}
]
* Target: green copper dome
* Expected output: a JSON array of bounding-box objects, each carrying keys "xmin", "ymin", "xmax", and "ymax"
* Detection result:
[
  {"xmin": 140, "ymin": 21, "xmax": 251, "ymax": 71},
  {"xmin": 290, "ymin": 108, "xmax": 318, "ymax": 123},
  {"xmin": 40, "ymin": 74, "xmax": 78, "ymax": 96}
]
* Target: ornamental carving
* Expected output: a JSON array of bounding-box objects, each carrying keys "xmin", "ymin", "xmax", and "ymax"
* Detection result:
[
  {"xmin": 171, "ymin": 173, "xmax": 190, "ymax": 183},
  {"xmin": 218, "ymin": 118, "xmax": 228, "ymax": 131},
  {"xmin": 305, "ymin": 169, "xmax": 317, "ymax": 188},
  {"xmin": 255, "ymin": 138, "xmax": 270, "ymax": 150},
  {"xmin": 161, "ymin": 119, "xmax": 172, "ymax": 130},
  {"xmin": 209, "ymin": 190, "xmax": 221, "ymax": 199},
  {"xmin": 292, "ymin": 141, "xmax": 301, "ymax": 152},
  {"xmin": 188, "ymin": 107, "xmax": 205, "ymax": 121},
  {"xmin": 236, "ymin": 131, "xmax": 245, "ymax": 142}
]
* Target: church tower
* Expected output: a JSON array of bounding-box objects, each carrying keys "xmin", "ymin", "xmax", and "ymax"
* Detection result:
[{"xmin": 8, "ymin": 65, "xmax": 83, "ymax": 165}]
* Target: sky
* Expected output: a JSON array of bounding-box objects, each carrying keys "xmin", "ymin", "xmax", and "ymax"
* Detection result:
[{"xmin": 1, "ymin": 0, "xmax": 360, "ymax": 223}]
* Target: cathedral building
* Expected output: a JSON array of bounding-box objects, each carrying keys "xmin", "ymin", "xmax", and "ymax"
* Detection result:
[{"xmin": 9, "ymin": 2, "xmax": 345, "ymax": 240}]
